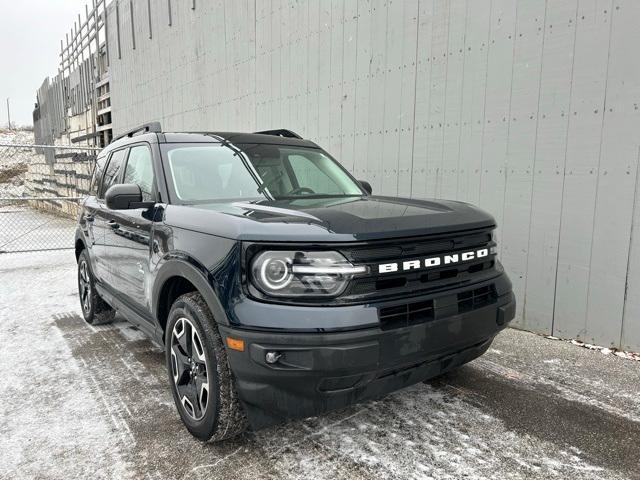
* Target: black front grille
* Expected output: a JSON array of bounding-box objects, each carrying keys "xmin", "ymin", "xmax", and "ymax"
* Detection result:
[
  {"xmin": 457, "ymin": 285, "xmax": 497, "ymax": 313},
  {"xmin": 342, "ymin": 231, "xmax": 492, "ymax": 263},
  {"xmin": 378, "ymin": 285, "xmax": 498, "ymax": 330},
  {"xmin": 339, "ymin": 228, "xmax": 497, "ymax": 303},
  {"xmin": 349, "ymin": 259, "xmax": 495, "ymax": 295},
  {"xmin": 379, "ymin": 299, "xmax": 435, "ymax": 330}
]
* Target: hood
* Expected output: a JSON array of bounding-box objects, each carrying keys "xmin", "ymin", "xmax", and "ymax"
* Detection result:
[{"xmin": 163, "ymin": 195, "xmax": 496, "ymax": 242}]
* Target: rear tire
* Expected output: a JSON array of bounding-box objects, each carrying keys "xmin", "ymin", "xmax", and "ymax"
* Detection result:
[
  {"xmin": 165, "ymin": 292, "xmax": 248, "ymax": 442},
  {"xmin": 77, "ymin": 250, "xmax": 115, "ymax": 325}
]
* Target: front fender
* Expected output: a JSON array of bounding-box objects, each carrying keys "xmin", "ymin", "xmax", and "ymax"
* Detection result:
[{"xmin": 152, "ymin": 257, "xmax": 231, "ymax": 328}]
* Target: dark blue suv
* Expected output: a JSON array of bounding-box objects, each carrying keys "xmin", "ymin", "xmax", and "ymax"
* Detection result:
[{"xmin": 75, "ymin": 124, "xmax": 515, "ymax": 441}]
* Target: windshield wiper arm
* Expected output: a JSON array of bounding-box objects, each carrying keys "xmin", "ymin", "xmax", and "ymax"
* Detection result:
[{"xmin": 214, "ymin": 138, "xmax": 275, "ymax": 200}]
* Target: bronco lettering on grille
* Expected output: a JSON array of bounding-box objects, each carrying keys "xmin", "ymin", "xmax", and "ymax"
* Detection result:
[{"xmin": 377, "ymin": 247, "xmax": 497, "ymax": 274}]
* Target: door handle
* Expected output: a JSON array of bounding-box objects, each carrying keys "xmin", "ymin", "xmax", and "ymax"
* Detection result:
[{"xmin": 108, "ymin": 220, "xmax": 119, "ymax": 229}]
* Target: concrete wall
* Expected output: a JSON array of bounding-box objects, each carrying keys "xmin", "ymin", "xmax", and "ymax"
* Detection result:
[
  {"xmin": 25, "ymin": 154, "xmax": 93, "ymax": 218},
  {"xmin": 106, "ymin": 0, "xmax": 640, "ymax": 350}
]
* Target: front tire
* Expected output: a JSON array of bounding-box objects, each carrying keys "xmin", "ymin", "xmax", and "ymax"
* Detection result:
[
  {"xmin": 77, "ymin": 250, "xmax": 115, "ymax": 325},
  {"xmin": 165, "ymin": 292, "xmax": 247, "ymax": 442}
]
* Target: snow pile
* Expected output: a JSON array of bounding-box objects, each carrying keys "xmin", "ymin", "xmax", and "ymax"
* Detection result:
[
  {"xmin": 0, "ymin": 164, "xmax": 28, "ymax": 198},
  {"xmin": 545, "ymin": 335, "xmax": 640, "ymax": 361},
  {"xmin": 0, "ymin": 130, "xmax": 37, "ymax": 198},
  {"xmin": 0, "ymin": 128, "xmax": 34, "ymax": 143}
]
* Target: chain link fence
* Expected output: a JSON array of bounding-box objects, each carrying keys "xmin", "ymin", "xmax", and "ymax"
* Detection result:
[{"xmin": 0, "ymin": 139, "xmax": 99, "ymax": 254}]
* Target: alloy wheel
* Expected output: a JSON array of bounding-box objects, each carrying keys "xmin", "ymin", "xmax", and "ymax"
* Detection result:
[
  {"xmin": 79, "ymin": 260, "xmax": 92, "ymax": 314},
  {"xmin": 170, "ymin": 317, "xmax": 210, "ymax": 421}
]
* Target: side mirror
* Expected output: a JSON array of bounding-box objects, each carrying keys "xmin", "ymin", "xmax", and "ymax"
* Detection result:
[
  {"xmin": 359, "ymin": 180, "xmax": 372, "ymax": 195},
  {"xmin": 105, "ymin": 184, "xmax": 154, "ymax": 210}
]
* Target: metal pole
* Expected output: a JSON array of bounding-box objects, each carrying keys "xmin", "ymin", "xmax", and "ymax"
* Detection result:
[{"xmin": 6, "ymin": 98, "xmax": 10, "ymax": 129}]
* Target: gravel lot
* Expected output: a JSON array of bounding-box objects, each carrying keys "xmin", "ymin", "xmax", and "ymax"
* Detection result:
[{"xmin": 1, "ymin": 250, "xmax": 639, "ymax": 480}]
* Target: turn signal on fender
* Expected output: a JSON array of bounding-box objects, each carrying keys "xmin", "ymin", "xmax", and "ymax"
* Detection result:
[{"xmin": 226, "ymin": 337, "xmax": 245, "ymax": 352}]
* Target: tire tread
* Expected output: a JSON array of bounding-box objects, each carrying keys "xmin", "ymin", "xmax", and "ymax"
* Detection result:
[
  {"xmin": 78, "ymin": 250, "xmax": 115, "ymax": 325},
  {"xmin": 169, "ymin": 292, "xmax": 248, "ymax": 441}
]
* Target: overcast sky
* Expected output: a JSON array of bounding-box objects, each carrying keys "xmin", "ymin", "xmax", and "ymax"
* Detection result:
[{"xmin": 0, "ymin": 0, "xmax": 86, "ymax": 126}]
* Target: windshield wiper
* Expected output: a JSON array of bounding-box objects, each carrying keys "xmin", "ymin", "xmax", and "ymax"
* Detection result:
[
  {"xmin": 214, "ymin": 138, "xmax": 275, "ymax": 200},
  {"xmin": 271, "ymin": 194, "xmax": 363, "ymax": 200}
]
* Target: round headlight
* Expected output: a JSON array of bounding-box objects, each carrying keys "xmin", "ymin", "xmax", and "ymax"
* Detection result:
[
  {"xmin": 259, "ymin": 256, "xmax": 292, "ymax": 290},
  {"xmin": 250, "ymin": 250, "xmax": 367, "ymax": 298}
]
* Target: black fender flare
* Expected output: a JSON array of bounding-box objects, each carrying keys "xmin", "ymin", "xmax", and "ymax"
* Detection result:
[
  {"xmin": 75, "ymin": 227, "xmax": 92, "ymax": 262},
  {"xmin": 74, "ymin": 229, "xmax": 85, "ymax": 256},
  {"xmin": 152, "ymin": 258, "xmax": 230, "ymax": 329}
]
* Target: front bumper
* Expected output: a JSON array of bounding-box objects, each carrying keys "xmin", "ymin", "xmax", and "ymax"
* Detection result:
[{"xmin": 220, "ymin": 275, "xmax": 516, "ymax": 429}]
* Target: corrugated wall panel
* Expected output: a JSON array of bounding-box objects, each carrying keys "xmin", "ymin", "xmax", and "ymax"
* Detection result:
[
  {"xmin": 623, "ymin": 150, "xmax": 640, "ymax": 351},
  {"xmin": 317, "ymin": 1, "xmax": 332, "ymax": 147},
  {"xmin": 522, "ymin": 0, "xmax": 577, "ymax": 334},
  {"xmin": 456, "ymin": 0, "xmax": 490, "ymax": 206},
  {"xmin": 439, "ymin": 0, "xmax": 466, "ymax": 201},
  {"xmin": 305, "ymin": 1, "xmax": 320, "ymax": 139},
  {"xmin": 499, "ymin": 0, "xmax": 546, "ymax": 324},
  {"xmin": 272, "ymin": 1, "xmax": 284, "ymax": 128},
  {"xmin": 396, "ymin": 0, "xmax": 419, "ymax": 197},
  {"xmin": 255, "ymin": 0, "xmax": 269, "ymax": 129},
  {"xmin": 381, "ymin": 0, "xmax": 403, "ymax": 197},
  {"xmin": 410, "ymin": 0, "xmax": 434, "ymax": 199},
  {"xmin": 351, "ymin": 0, "xmax": 370, "ymax": 181},
  {"xmin": 478, "ymin": 0, "xmax": 516, "ymax": 249},
  {"xmin": 585, "ymin": 0, "xmax": 640, "ymax": 346},
  {"xmin": 280, "ymin": 1, "xmax": 292, "ymax": 133},
  {"xmin": 340, "ymin": 0, "xmax": 359, "ymax": 172},
  {"xmin": 105, "ymin": 0, "xmax": 640, "ymax": 349},
  {"xmin": 329, "ymin": 0, "xmax": 345, "ymax": 161},
  {"xmin": 554, "ymin": 1, "xmax": 611, "ymax": 341},
  {"xmin": 424, "ymin": 1, "xmax": 449, "ymax": 199},
  {"xmin": 366, "ymin": 1, "xmax": 387, "ymax": 192}
]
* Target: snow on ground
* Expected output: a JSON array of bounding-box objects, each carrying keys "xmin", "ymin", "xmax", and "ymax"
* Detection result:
[
  {"xmin": 0, "ymin": 129, "xmax": 34, "ymax": 143},
  {"xmin": 0, "ymin": 251, "xmax": 131, "ymax": 479},
  {"xmin": 1, "ymin": 250, "xmax": 639, "ymax": 479},
  {"xmin": 0, "ymin": 206, "xmax": 76, "ymax": 253}
]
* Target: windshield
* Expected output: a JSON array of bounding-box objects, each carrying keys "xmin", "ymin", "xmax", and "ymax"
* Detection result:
[{"xmin": 163, "ymin": 143, "xmax": 363, "ymax": 202}]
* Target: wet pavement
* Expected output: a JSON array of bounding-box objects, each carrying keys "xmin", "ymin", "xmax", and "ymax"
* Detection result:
[{"xmin": 1, "ymin": 251, "xmax": 639, "ymax": 479}]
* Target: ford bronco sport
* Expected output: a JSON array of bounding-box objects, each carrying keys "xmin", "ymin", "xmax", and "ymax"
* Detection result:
[{"xmin": 75, "ymin": 123, "xmax": 515, "ymax": 441}]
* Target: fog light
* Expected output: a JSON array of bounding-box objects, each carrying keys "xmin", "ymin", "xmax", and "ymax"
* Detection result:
[{"xmin": 265, "ymin": 351, "xmax": 282, "ymax": 364}]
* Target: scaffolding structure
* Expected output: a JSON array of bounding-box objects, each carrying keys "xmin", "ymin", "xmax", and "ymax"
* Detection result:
[{"xmin": 33, "ymin": 0, "xmax": 112, "ymax": 149}]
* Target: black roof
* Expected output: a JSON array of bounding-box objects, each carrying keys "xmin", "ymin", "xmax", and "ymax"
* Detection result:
[
  {"xmin": 161, "ymin": 132, "xmax": 320, "ymax": 148},
  {"xmin": 106, "ymin": 126, "xmax": 320, "ymax": 152}
]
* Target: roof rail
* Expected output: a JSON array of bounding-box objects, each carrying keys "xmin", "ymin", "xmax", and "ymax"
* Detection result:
[
  {"xmin": 253, "ymin": 129, "xmax": 303, "ymax": 139},
  {"xmin": 113, "ymin": 122, "xmax": 162, "ymax": 142}
]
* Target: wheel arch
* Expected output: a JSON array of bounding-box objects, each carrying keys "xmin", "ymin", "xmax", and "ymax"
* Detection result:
[
  {"xmin": 153, "ymin": 259, "xmax": 230, "ymax": 342},
  {"xmin": 75, "ymin": 237, "xmax": 86, "ymax": 261}
]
